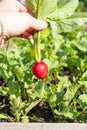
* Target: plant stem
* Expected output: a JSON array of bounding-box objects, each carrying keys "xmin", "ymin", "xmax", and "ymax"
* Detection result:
[
  {"xmin": 1, "ymin": 40, "xmax": 9, "ymax": 72},
  {"xmin": 37, "ymin": 0, "xmax": 40, "ymax": 19},
  {"xmin": 41, "ymin": 79, "xmax": 44, "ymax": 97},
  {"xmin": 33, "ymin": 0, "xmax": 41, "ymax": 61},
  {"xmin": 34, "ymin": 31, "xmax": 40, "ymax": 61}
]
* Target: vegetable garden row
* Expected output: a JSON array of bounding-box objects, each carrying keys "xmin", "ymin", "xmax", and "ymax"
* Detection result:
[{"xmin": 0, "ymin": 0, "xmax": 87, "ymax": 123}]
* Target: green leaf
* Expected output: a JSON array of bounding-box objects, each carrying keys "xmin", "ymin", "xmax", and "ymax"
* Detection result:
[
  {"xmin": 79, "ymin": 70, "xmax": 87, "ymax": 89},
  {"xmin": 63, "ymin": 84, "xmax": 80, "ymax": 106},
  {"xmin": 12, "ymin": 66, "xmax": 24, "ymax": 82},
  {"xmin": 21, "ymin": 116, "xmax": 29, "ymax": 123},
  {"xmin": 57, "ymin": 76, "xmax": 71, "ymax": 92},
  {"xmin": 40, "ymin": 28, "xmax": 50, "ymax": 39},
  {"xmin": 8, "ymin": 81, "xmax": 21, "ymax": 97},
  {"xmin": 72, "ymin": 37, "xmax": 87, "ymax": 52},
  {"xmin": 77, "ymin": 94, "xmax": 87, "ymax": 110},
  {"xmin": 0, "ymin": 87, "xmax": 8, "ymax": 96},
  {"xmin": 48, "ymin": 91, "xmax": 64, "ymax": 109},
  {"xmin": 49, "ymin": 18, "xmax": 87, "ymax": 33},
  {"xmin": 54, "ymin": 107, "xmax": 79, "ymax": 119},
  {"xmin": 44, "ymin": 58, "xmax": 58, "ymax": 70},
  {"xmin": 0, "ymin": 113, "xmax": 11, "ymax": 121},
  {"xmin": 0, "ymin": 65, "xmax": 12, "ymax": 84},
  {"xmin": 66, "ymin": 56, "xmax": 81, "ymax": 70},
  {"xmin": 8, "ymin": 80, "xmax": 24, "ymax": 122},
  {"xmin": 47, "ymin": 0, "xmax": 78, "ymax": 20},
  {"xmin": 25, "ymin": 0, "xmax": 57, "ymax": 19},
  {"xmin": 25, "ymin": 99, "xmax": 41, "ymax": 115}
]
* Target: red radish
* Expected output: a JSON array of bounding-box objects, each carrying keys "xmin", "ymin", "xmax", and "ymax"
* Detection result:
[{"xmin": 32, "ymin": 61, "xmax": 48, "ymax": 81}]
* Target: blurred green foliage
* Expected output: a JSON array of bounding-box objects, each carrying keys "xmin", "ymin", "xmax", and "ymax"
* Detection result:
[{"xmin": 57, "ymin": 0, "xmax": 87, "ymax": 12}]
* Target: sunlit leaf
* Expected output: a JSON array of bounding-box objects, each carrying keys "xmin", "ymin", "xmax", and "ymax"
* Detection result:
[
  {"xmin": 78, "ymin": 94, "xmax": 87, "ymax": 110},
  {"xmin": 47, "ymin": 0, "xmax": 78, "ymax": 20},
  {"xmin": 49, "ymin": 18, "xmax": 87, "ymax": 33}
]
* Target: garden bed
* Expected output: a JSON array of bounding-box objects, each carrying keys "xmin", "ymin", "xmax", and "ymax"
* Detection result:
[
  {"xmin": 0, "ymin": 0, "xmax": 87, "ymax": 123},
  {"xmin": 0, "ymin": 29, "xmax": 87, "ymax": 123}
]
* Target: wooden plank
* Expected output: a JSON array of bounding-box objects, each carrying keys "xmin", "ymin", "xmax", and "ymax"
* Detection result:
[{"xmin": 0, "ymin": 123, "xmax": 87, "ymax": 130}]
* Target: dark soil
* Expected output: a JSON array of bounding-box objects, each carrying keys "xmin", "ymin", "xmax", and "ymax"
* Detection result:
[
  {"xmin": 0, "ymin": 77, "xmax": 5, "ymax": 86},
  {"xmin": 29, "ymin": 100, "xmax": 55, "ymax": 122}
]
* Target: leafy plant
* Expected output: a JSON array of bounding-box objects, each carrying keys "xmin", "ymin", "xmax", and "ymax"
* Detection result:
[{"xmin": 0, "ymin": 0, "xmax": 87, "ymax": 122}]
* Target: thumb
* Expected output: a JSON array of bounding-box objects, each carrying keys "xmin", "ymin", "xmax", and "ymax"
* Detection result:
[{"xmin": 30, "ymin": 18, "xmax": 48, "ymax": 30}]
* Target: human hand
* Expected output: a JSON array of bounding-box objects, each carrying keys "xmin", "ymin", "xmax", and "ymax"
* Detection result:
[
  {"xmin": 0, "ymin": 0, "xmax": 47, "ymax": 39},
  {"xmin": 0, "ymin": 12, "xmax": 47, "ymax": 38}
]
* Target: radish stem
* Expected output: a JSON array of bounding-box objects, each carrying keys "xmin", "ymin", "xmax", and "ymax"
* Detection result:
[
  {"xmin": 33, "ymin": 0, "xmax": 41, "ymax": 61},
  {"xmin": 42, "ymin": 78, "xmax": 44, "ymax": 97}
]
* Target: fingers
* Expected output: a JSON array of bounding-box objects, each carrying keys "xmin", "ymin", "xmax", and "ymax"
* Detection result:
[
  {"xmin": 21, "ymin": 13, "xmax": 48, "ymax": 38},
  {"xmin": 22, "ymin": 31, "xmax": 33, "ymax": 39},
  {"xmin": 22, "ymin": 28, "xmax": 34, "ymax": 39},
  {"xmin": 16, "ymin": 1, "xmax": 27, "ymax": 12},
  {"xmin": 30, "ymin": 18, "xmax": 48, "ymax": 30},
  {"xmin": 22, "ymin": 19, "xmax": 47, "ymax": 39}
]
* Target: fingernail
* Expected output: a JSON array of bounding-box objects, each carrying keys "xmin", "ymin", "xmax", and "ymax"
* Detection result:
[{"xmin": 39, "ymin": 20, "xmax": 48, "ymax": 28}]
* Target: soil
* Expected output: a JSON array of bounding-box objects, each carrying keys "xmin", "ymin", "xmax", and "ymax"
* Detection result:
[{"xmin": 29, "ymin": 100, "xmax": 55, "ymax": 122}]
